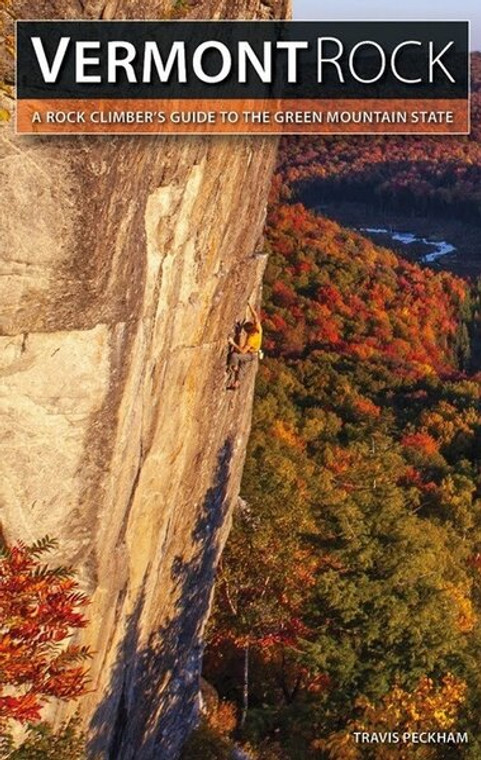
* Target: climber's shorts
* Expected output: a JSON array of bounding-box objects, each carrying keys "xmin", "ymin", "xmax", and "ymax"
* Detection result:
[{"xmin": 228, "ymin": 352, "xmax": 257, "ymax": 375}]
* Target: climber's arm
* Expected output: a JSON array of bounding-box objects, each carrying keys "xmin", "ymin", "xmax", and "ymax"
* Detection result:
[
  {"xmin": 248, "ymin": 302, "xmax": 261, "ymax": 329},
  {"xmin": 228, "ymin": 338, "xmax": 251, "ymax": 354}
]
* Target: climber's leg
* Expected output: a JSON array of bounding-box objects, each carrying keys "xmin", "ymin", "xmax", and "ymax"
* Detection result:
[
  {"xmin": 239, "ymin": 353, "xmax": 256, "ymax": 373},
  {"xmin": 226, "ymin": 351, "xmax": 240, "ymax": 389},
  {"xmin": 228, "ymin": 352, "xmax": 241, "ymax": 370},
  {"xmin": 231, "ymin": 353, "xmax": 256, "ymax": 385}
]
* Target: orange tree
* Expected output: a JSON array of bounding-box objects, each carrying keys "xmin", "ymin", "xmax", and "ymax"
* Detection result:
[{"xmin": 0, "ymin": 537, "xmax": 91, "ymax": 732}]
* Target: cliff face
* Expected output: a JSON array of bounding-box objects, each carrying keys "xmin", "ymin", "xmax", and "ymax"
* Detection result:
[{"xmin": 0, "ymin": 1, "xmax": 289, "ymax": 756}]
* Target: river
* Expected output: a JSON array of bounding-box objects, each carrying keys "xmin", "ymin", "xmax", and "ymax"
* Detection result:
[{"xmin": 359, "ymin": 227, "xmax": 457, "ymax": 264}]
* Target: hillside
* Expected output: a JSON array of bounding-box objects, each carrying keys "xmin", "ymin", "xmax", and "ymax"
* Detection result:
[{"xmin": 205, "ymin": 69, "xmax": 481, "ymax": 759}]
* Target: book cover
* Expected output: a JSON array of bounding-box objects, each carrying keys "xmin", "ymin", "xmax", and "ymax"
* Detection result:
[{"xmin": 0, "ymin": 1, "xmax": 478, "ymax": 758}]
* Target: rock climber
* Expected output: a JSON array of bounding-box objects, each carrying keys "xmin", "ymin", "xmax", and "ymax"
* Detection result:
[{"xmin": 227, "ymin": 302, "xmax": 263, "ymax": 390}]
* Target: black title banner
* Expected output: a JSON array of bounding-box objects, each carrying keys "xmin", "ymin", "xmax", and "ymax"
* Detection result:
[{"xmin": 16, "ymin": 20, "xmax": 469, "ymax": 101}]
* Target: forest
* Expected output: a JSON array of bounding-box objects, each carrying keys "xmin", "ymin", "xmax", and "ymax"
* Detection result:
[{"xmin": 187, "ymin": 53, "xmax": 481, "ymax": 759}]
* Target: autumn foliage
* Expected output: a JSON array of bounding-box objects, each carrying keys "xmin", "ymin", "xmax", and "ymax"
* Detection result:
[
  {"xmin": 320, "ymin": 675, "xmax": 467, "ymax": 759},
  {"xmin": 263, "ymin": 202, "xmax": 468, "ymax": 376},
  {"xmin": 206, "ymin": 58, "xmax": 481, "ymax": 760},
  {"xmin": 0, "ymin": 537, "xmax": 91, "ymax": 730}
]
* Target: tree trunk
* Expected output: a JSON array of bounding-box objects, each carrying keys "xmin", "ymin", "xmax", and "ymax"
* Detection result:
[{"xmin": 240, "ymin": 643, "xmax": 250, "ymax": 729}]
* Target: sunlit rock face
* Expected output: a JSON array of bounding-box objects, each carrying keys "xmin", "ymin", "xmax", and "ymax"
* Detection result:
[{"xmin": 0, "ymin": 1, "xmax": 290, "ymax": 756}]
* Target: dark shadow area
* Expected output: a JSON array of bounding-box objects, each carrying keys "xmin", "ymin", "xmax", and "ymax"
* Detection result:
[
  {"xmin": 88, "ymin": 590, "xmax": 144, "ymax": 760},
  {"xmin": 88, "ymin": 439, "xmax": 234, "ymax": 760}
]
